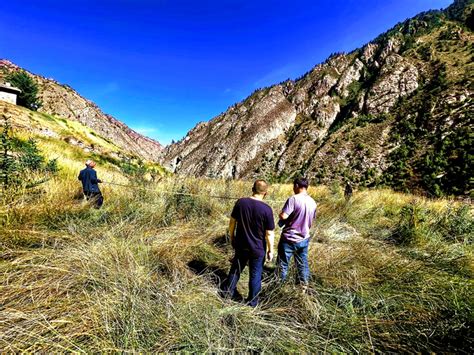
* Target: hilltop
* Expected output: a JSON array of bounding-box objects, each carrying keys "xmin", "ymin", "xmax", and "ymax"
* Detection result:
[{"xmin": 162, "ymin": 0, "xmax": 473, "ymax": 197}]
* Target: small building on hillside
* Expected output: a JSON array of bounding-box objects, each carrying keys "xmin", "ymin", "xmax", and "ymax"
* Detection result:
[{"xmin": 0, "ymin": 82, "xmax": 21, "ymax": 105}]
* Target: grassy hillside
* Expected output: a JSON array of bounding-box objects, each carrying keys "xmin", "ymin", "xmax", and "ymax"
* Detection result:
[
  {"xmin": 1, "ymin": 170, "xmax": 472, "ymax": 351},
  {"xmin": 0, "ymin": 60, "xmax": 164, "ymax": 162},
  {"xmin": 0, "ymin": 100, "xmax": 166, "ymax": 187}
]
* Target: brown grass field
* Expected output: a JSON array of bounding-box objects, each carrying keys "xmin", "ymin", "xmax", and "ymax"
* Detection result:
[{"xmin": 1, "ymin": 166, "xmax": 472, "ymax": 352}]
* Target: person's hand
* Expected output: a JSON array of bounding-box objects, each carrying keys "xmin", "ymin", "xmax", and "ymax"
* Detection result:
[
  {"xmin": 228, "ymin": 234, "xmax": 236, "ymax": 249},
  {"xmin": 266, "ymin": 251, "xmax": 273, "ymax": 262}
]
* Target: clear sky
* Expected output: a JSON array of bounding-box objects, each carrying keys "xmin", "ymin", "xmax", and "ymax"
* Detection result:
[{"xmin": 0, "ymin": 0, "xmax": 452, "ymax": 144}]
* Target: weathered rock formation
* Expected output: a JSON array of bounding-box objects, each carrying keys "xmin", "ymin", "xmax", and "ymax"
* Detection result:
[
  {"xmin": 162, "ymin": 0, "xmax": 473, "ymax": 195},
  {"xmin": 0, "ymin": 60, "xmax": 163, "ymax": 161}
]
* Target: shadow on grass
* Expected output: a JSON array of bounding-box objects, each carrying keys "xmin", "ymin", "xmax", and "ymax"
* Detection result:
[
  {"xmin": 187, "ymin": 259, "xmax": 228, "ymax": 287},
  {"xmin": 187, "ymin": 258, "xmax": 245, "ymax": 302},
  {"xmin": 211, "ymin": 234, "xmax": 230, "ymax": 250}
]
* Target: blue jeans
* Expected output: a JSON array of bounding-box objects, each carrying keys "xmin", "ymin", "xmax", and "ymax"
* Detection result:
[
  {"xmin": 277, "ymin": 238, "xmax": 310, "ymax": 284},
  {"xmin": 223, "ymin": 251, "xmax": 265, "ymax": 307}
]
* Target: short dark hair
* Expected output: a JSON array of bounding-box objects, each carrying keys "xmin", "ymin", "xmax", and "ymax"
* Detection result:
[
  {"xmin": 294, "ymin": 177, "xmax": 309, "ymax": 189},
  {"xmin": 252, "ymin": 179, "xmax": 268, "ymax": 194}
]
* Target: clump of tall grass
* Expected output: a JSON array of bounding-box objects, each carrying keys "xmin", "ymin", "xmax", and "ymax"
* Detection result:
[{"xmin": 0, "ymin": 176, "xmax": 472, "ymax": 352}]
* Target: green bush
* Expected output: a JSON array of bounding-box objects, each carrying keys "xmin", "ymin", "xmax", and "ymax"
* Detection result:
[
  {"xmin": 0, "ymin": 114, "xmax": 58, "ymax": 189},
  {"xmin": 435, "ymin": 204, "xmax": 474, "ymax": 243},
  {"xmin": 0, "ymin": 116, "xmax": 19, "ymax": 186},
  {"xmin": 390, "ymin": 202, "xmax": 427, "ymax": 245}
]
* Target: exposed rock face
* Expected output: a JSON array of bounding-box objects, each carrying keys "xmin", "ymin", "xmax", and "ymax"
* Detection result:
[
  {"xmin": 365, "ymin": 55, "xmax": 419, "ymax": 114},
  {"xmin": 165, "ymin": 85, "xmax": 297, "ymax": 177},
  {"xmin": 0, "ymin": 60, "xmax": 163, "ymax": 161},
  {"xmin": 163, "ymin": 41, "xmax": 416, "ymax": 179},
  {"xmin": 162, "ymin": 1, "xmax": 473, "ymax": 196}
]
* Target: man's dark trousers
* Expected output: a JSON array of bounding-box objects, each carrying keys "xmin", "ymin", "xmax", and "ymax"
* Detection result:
[
  {"xmin": 85, "ymin": 191, "xmax": 103, "ymax": 208},
  {"xmin": 224, "ymin": 251, "xmax": 265, "ymax": 307}
]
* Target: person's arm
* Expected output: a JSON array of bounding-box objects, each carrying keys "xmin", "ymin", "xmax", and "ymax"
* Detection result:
[
  {"xmin": 278, "ymin": 197, "xmax": 293, "ymax": 226},
  {"xmin": 78, "ymin": 170, "xmax": 83, "ymax": 181},
  {"xmin": 90, "ymin": 170, "xmax": 101, "ymax": 184},
  {"xmin": 265, "ymin": 229, "xmax": 275, "ymax": 262},
  {"xmin": 228, "ymin": 217, "xmax": 237, "ymax": 247}
]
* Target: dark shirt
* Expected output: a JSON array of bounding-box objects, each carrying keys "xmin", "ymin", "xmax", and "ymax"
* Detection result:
[
  {"xmin": 78, "ymin": 166, "xmax": 101, "ymax": 193},
  {"xmin": 231, "ymin": 197, "xmax": 275, "ymax": 258}
]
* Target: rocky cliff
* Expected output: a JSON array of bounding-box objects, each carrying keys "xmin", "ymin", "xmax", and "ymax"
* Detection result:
[
  {"xmin": 0, "ymin": 60, "xmax": 163, "ymax": 162},
  {"xmin": 162, "ymin": 0, "xmax": 473, "ymax": 196}
]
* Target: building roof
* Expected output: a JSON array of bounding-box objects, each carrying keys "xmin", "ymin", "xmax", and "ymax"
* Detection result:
[{"xmin": 0, "ymin": 82, "xmax": 21, "ymax": 94}]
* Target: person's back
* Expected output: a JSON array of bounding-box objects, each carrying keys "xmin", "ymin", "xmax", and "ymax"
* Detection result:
[
  {"xmin": 277, "ymin": 177, "xmax": 317, "ymax": 286},
  {"xmin": 78, "ymin": 160, "xmax": 103, "ymax": 208},
  {"xmin": 280, "ymin": 193, "xmax": 317, "ymax": 243},
  {"xmin": 344, "ymin": 182, "xmax": 353, "ymax": 201},
  {"xmin": 232, "ymin": 197, "xmax": 274, "ymax": 257},
  {"xmin": 78, "ymin": 166, "xmax": 100, "ymax": 194},
  {"xmin": 223, "ymin": 180, "xmax": 275, "ymax": 307}
]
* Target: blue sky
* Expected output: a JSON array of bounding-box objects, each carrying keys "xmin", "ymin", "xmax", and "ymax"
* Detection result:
[{"xmin": 0, "ymin": 0, "xmax": 452, "ymax": 144}]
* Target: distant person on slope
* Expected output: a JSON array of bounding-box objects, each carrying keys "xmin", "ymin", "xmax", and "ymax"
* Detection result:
[
  {"xmin": 222, "ymin": 179, "xmax": 275, "ymax": 307},
  {"xmin": 344, "ymin": 181, "xmax": 353, "ymax": 201},
  {"xmin": 277, "ymin": 177, "xmax": 317, "ymax": 290},
  {"xmin": 78, "ymin": 160, "xmax": 103, "ymax": 208}
]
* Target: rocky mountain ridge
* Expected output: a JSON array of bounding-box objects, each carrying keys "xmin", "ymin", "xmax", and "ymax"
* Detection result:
[
  {"xmin": 162, "ymin": 0, "xmax": 473, "ymax": 196},
  {"xmin": 0, "ymin": 59, "xmax": 163, "ymax": 162}
]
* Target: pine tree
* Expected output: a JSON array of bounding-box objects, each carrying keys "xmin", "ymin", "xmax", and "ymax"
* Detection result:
[
  {"xmin": 0, "ymin": 113, "xmax": 18, "ymax": 187},
  {"xmin": 5, "ymin": 70, "xmax": 42, "ymax": 111}
]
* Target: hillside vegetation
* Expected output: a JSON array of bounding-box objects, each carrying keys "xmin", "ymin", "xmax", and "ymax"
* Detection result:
[
  {"xmin": 0, "ymin": 60, "xmax": 163, "ymax": 162},
  {"xmin": 162, "ymin": 0, "xmax": 473, "ymax": 198},
  {"xmin": 1, "ymin": 141, "xmax": 472, "ymax": 352},
  {"xmin": 0, "ymin": 101, "xmax": 166, "ymax": 187}
]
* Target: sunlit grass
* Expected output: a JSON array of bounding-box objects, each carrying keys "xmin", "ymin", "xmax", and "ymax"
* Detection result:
[{"xmin": 1, "ymin": 173, "xmax": 472, "ymax": 352}]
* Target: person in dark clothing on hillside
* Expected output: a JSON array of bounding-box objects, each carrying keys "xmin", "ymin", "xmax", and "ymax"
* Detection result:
[
  {"xmin": 222, "ymin": 180, "xmax": 275, "ymax": 307},
  {"xmin": 344, "ymin": 181, "xmax": 353, "ymax": 201},
  {"xmin": 78, "ymin": 160, "xmax": 103, "ymax": 208}
]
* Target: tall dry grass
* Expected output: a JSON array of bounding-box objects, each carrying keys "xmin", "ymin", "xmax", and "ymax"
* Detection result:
[{"xmin": 1, "ymin": 175, "xmax": 472, "ymax": 352}]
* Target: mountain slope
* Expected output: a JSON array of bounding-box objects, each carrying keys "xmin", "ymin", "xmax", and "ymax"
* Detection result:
[
  {"xmin": 0, "ymin": 100, "xmax": 166, "ymax": 182},
  {"xmin": 162, "ymin": 0, "xmax": 473, "ymax": 196},
  {"xmin": 0, "ymin": 60, "xmax": 163, "ymax": 162}
]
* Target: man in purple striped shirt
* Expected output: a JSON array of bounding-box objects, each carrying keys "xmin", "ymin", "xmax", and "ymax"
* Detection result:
[{"xmin": 277, "ymin": 177, "xmax": 317, "ymax": 287}]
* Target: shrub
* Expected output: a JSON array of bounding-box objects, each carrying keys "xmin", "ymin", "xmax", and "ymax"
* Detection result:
[
  {"xmin": 0, "ymin": 115, "xmax": 19, "ymax": 186},
  {"xmin": 435, "ymin": 204, "xmax": 474, "ymax": 243},
  {"xmin": 0, "ymin": 114, "xmax": 58, "ymax": 190},
  {"xmin": 390, "ymin": 202, "xmax": 427, "ymax": 245}
]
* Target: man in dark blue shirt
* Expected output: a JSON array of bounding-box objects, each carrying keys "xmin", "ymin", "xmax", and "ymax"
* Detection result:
[
  {"xmin": 78, "ymin": 160, "xmax": 103, "ymax": 208},
  {"xmin": 222, "ymin": 180, "xmax": 275, "ymax": 307}
]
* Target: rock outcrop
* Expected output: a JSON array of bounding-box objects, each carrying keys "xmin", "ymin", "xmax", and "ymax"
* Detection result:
[{"xmin": 0, "ymin": 60, "xmax": 163, "ymax": 161}]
